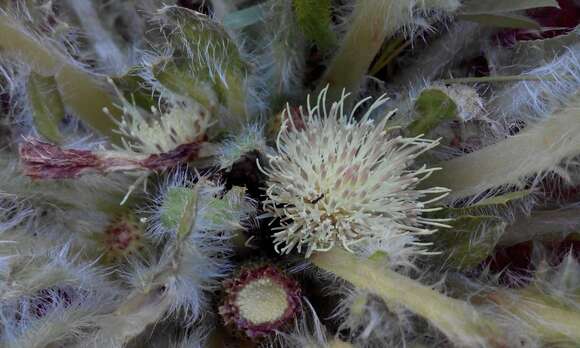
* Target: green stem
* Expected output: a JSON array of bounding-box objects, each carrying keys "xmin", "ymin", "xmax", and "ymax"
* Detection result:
[
  {"xmin": 489, "ymin": 289, "xmax": 580, "ymax": 344},
  {"xmin": 422, "ymin": 93, "xmax": 580, "ymax": 200},
  {"xmin": 312, "ymin": 248, "xmax": 504, "ymax": 347}
]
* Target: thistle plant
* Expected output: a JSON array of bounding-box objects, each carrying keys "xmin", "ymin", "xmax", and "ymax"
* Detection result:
[{"xmin": 0, "ymin": 0, "xmax": 579, "ymax": 347}]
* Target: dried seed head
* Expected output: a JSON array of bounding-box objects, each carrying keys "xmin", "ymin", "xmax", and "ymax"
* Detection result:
[
  {"xmin": 99, "ymin": 214, "xmax": 147, "ymax": 264},
  {"xmin": 262, "ymin": 88, "xmax": 449, "ymax": 257},
  {"xmin": 219, "ymin": 264, "xmax": 302, "ymax": 339},
  {"xmin": 19, "ymin": 138, "xmax": 103, "ymax": 179}
]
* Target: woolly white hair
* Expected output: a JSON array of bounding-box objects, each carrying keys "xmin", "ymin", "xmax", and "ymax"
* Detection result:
[
  {"xmin": 216, "ymin": 123, "xmax": 268, "ymax": 170},
  {"xmin": 261, "ymin": 87, "xmax": 449, "ymax": 258},
  {"xmin": 255, "ymin": 0, "xmax": 307, "ymax": 102},
  {"xmin": 135, "ymin": 169, "xmax": 255, "ymax": 323},
  {"xmin": 0, "ymin": 244, "xmax": 122, "ymax": 348},
  {"xmin": 490, "ymin": 43, "xmax": 580, "ymax": 124},
  {"xmin": 267, "ymin": 298, "xmax": 327, "ymax": 348},
  {"xmin": 333, "ymin": 287, "xmax": 414, "ymax": 347}
]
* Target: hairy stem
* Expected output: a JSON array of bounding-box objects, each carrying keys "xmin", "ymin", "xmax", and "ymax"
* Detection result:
[
  {"xmin": 489, "ymin": 289, "xmax": 580, "ymax": 344},
  {"xmin": 312, "ymin": 248, "xmax": 503, "ymax": 347},
  {"xmin": 422, "ymin": 93, "xmax": 580, "ymax": 200}
]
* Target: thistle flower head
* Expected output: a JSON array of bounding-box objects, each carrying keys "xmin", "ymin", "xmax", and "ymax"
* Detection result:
[
  {"xmin": 114, "ymin": 102, "xmax": 212, "ymax": 155},
  {"xmin": 262, "ymin": 88, "xmax": 449, "ymax": 257}
]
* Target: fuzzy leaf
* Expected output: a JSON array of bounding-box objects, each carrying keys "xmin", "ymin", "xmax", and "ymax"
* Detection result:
[
  {"xmin": 27, "ymin": 72, "xmax": 65, "ymax": 143},
  {"xmin": 471, "ymin": 190, "xmax": 531, "ymax": 208},
  {"xmin": 432, "ymin": 190, "xmax": 529, "ymax": 218},
  {"xmin": 511, "ymin": 27, "xmax": 580, "ymax": 66},
  {"xmin": 421, "ymin": 93, "xmax": 580, "ymax": 200},
  {"xmin": 500, "ymin": 209, "xmax": 580, "ymax": 246},
  {"xmin": 369, "ymin": 37, "xmax": 408, "ymax": 76},
  {"xmin": 164, "ymin": 6, "xmax": 247, "ymax": 74},
  {"xmin": 292, "ymin": 0, "xmax": 336, "ymax": 50},
  {"xmin": 459, "ymin": 0, "xmax": 559, "ymax": 15},
  {"xmin": 407, "ymin": 89, "xmax": 458, "ymax": 136},
  {"xmin": 112, "ymin": 68, "xmax": 157, "ymax": 110},
  {"xmin": 176, "ymin": 188, "xmax": 198, "ymax": 241},
  {"xmin": 153, "ymin": 60, "xmax": 218, "ymax": 112},
  {"xmin": 161, "ymin": 6, "xmax": 248, "ymax": 118},
  {"xmin": 458, "ymin": 13, "xmax": 541, "ymax": 29},
  {"xmin": 0, "ymin": 15, "xmax": 123, "ymax": 144},
  {"xmin": 368, "ymin": 250, "xmax": 389, "ymax": 263},
  {"xmin": 206, "ymin": 186, "xmax": 247, "ymax": 227},
  {"xmin": 160, "ymin": 187, "xmax": 197, "ymax": 232},
  {"xmin": 206, "ymin": 198, "xmax": 232, "ymax": 225},
  {"xmin": 431, "ymin": 215, "xmax": 506, "ymax": 269}
]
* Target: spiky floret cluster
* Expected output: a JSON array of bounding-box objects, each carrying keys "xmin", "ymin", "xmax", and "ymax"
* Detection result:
[
  {"xmin": 219, "ymin": 264, "xmax": 302, "ymax": 339},
  {"xmin": 262, "ymin": 88, "xmax": 449, "ymax": 257},
  {"xmin": 113, "ymin": 101, "xmax": 212, "ymax": 155}
]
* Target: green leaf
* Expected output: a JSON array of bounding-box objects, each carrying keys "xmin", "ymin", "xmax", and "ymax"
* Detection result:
[
  {"xmin": 0, "ymin": 14, "xmax": 123, "ymax": 144},
  {"xmin": 431, "ymin": 215, "xmax": 506, "ymax": 270},
  {"xmin": 511, "ymin": 26, "xmax": 580, "ymax": 65},
  {"xmin": 176, "ymin": 188, "xmax": 198, "ymax": 241},
  {"xmin": 424, "ymin": 191, "xmax": 530, "ymax": 269},
  {"xmin": 458, "ymin": 13, "xmax": 541, "ymax": 29},
  {"xmin": 160, "ymin": 187, "xmax": 198, "ymax": 236},
  {"xmin": 459, "ymin": 0, "xmax": 559, "ymax": 15},
  {"xmin": 164, "ymin": 6, "xmax": 247, "ymax": 74},
  {"xmin": 407, "ymin": 89, "xmax": 458, "ymax": 136},
  {"xmin": 27, "ymin": 72, "xmax": 65, "ymax": 143},
  {"xmin": 153, "ymin": 60, "xmax": 219, "ymax": 112},
  {"xmin": 205, "ymin": 186, "xmax": 247, "ymax": 227},
  {"xmin": 368, "ymin": 250, "xmax": 389, "ymax": 263},
  {"xmin": 471, "ymin": 190, "xmax": 531, "ymax": 208},
  {"xmin": 293, "ymin": 0, "xmax": 337, "ymax": 50},
  {"xmin": 206, "ymin": 198, "xmax": 232, "ymax": 225},
  {"xmin": 430, "ymin": 190, "xmax": 530, "ymax": 219},
  {"xmin": 112, "ymin": 68, "xmax": 157, "ymax": 111},
  {"xmin": 161, "ymin": 6, "xmax": 249, "ymax": 118},
  {"xmin": 369, "ymin": 37, "xmax": 408, "ymax": 76}
]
